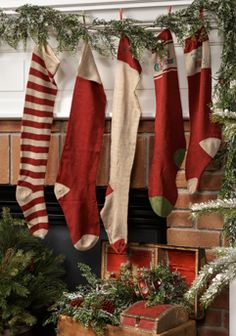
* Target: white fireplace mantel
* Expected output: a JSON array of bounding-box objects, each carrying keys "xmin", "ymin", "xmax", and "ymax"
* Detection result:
[
  {"xmin": 0, "ymin": 1, "xmax": 193, "ymax": 13},
  {"xmin": 0, "ymin": 0, "xmax": 223, "ymax": 119}
]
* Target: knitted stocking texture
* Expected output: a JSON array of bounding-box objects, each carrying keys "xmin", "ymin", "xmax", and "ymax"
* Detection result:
[{"xmin": 16, "ymin": 44, "xmax": 60, "ymax": 238}]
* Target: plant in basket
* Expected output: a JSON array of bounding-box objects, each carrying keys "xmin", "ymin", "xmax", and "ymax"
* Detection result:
[{"xmin": 0, "ymin": 208, "xmax": 66, "ymax": 336}]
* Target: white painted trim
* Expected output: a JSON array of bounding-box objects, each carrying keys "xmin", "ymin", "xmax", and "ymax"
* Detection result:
[
  {"xmin": 0, "ymin": 0, "xmax": 193, "ymax": 12},
  {"xmin": 230, "ymin": 281, "xmax": 236, "ymax": 336}
]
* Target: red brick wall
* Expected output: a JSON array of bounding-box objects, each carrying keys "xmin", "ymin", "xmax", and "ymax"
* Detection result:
[{"xmin": 0, "ymin": 118, "xmax": 229, "ymax": 336}]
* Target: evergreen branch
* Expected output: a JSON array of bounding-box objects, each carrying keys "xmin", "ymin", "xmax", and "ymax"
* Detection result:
[
  {"xmin": 185, "ymin": 247, "xmax": 236, "ymax": 308},
  {"xmin": 191, "ymin": 198, "xmax": 236, "ymax": 218}
]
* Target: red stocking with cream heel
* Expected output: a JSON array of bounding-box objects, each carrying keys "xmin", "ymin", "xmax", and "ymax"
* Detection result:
[
  {"xmin": 184, "ymin": 27, "xmax": 221, "ymax": 193},
  {"xmin": 55, "ymin": 43, "xmax": 106, "ymax": 251}
]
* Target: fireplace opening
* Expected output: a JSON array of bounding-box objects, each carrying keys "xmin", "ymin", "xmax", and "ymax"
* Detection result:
[{"xmin": 0, "ymin": 185, "xmax": 167, "ymax": 289}]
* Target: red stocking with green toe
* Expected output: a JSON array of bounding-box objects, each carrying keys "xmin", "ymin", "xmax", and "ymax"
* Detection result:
[{"xmin": 149, "ymin": 29, "xmax": 186, "ymax": 217}]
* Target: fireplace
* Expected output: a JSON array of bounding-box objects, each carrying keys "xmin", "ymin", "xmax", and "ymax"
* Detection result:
[{"xmin": 0, "ymin": 185, "xmax": 167, "ymax": 289}]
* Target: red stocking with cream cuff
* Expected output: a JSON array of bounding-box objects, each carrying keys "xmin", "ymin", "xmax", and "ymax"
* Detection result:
[
  {"xmin": 55, "ymin": 43, "xmax": 106, "ymax": 251},
  {"xmin": 149, "ymin": 29, "xmax": 186, "ymax": 217},
  {"xmin": 184, "ymin": 27, "xmax": 221, "ymax": 194},
  {"xmin": 16, "ymin": 44, "xmax": 60, "ymax": 238},
  {"xmin": 100, "ymin": 36, "xmax": 142, "ymax": 254}
]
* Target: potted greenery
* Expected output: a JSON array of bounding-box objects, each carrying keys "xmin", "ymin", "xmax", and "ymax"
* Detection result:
[{"xmin": 0, "ymin": 208, "xmax": 66, "ymax": 336}]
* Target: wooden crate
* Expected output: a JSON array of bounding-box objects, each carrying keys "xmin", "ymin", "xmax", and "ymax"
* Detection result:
[
  {"xmin": 101, "ymin": 241, "xmax": 205, "ymax": 319},
  {"xmin": 101, "ymin": 242, "xmax": 158, "ymax": 279},
  {"xmin": 57, "ymin": 315, "xmax": 196, "ymax": 336}
]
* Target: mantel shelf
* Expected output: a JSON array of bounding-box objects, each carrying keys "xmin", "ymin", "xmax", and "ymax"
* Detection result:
[{"xmin": 0, "ymin": 0, "xmax": 193, "ymax": 13}]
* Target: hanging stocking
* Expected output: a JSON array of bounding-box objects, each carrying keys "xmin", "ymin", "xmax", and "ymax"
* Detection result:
[
  {"xmin": 149, "ymin": 29, "xmax": 186, "ymax": 217},
  {"xmin": 54, "ymin": 43, "xmax": 106, "ymax": 251},
  {"xmin": 184, "ymin": 27, "xmax": 221, "ymax": 193},
  {"xmin": 100, "ymin": 36, "xmax": 142, "ymax": 254},
  {"xmin": 16, "ymin": 44, "xmax": 60, "ymax": 238}
]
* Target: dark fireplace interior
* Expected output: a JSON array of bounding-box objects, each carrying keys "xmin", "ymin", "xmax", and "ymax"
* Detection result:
[{"xmin": 0, "ymin": 186, "xmax": 167, "ymax": 289}]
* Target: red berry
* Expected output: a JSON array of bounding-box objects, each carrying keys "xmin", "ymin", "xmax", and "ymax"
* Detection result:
[
  {"xmin": 70, "ymin": 297, "xmax": 83, "ymax": 307},
  {"xmin": 101, "ymin": 300, "xmax": 115, "ymax": 314}
]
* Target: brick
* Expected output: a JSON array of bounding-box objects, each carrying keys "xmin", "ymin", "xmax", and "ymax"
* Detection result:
[
  {"xmin": 184, "ymin": 120, "xmax": 190, "ymax": 131},
  {"xmin": 62, "ymin": 121, "xmax": 69, "ymax": 133},
  {"xmin": 138, "ymin": 119, "xmax": 154, "ymax": 133},
  {"xmin": 180, "ymin": 152, "xmax": 187, "ymax": 169},
  {"xmin": 11, "ymin": 135, "xmax": 20, "ymax": 184},
  {"xmin": 199, "ymin": 173, "xmax": 223, "ymax": 191},
  {"xmin": 175, "ymin": 192, "xmax": 217, "ymax": 209},
  {"xmin": 197, "ymin": 327, "xmax": 229, "ymax": 336},
  {"xmin": 205, "ymin": 249, "xmax": 217, "ymax": 262},
  {"xmin": 0, "ymin": 135, "xmax": 9, "ymax": 183},
  {"xmin": 45, "ymin": 135, "xmax": 60, "ymax": 185},
  {"xmin": 176, "ymin": 171, "xmax": 223, "ymax": 190},
  {"xmin": 131, "ymin": 136, "xmax": 147, "ymax": 188},
  {"xmin": 104, "ymin": 119, "xmax": 111, "ymax": 133},
  {"xmin": 197, "ymin": 213, "xmax": 224, "ymax": 230},
  {"xmin": 167, "ymin": 210, "xmax": 193, "ymax": 228},
  {"xmin": 205, "ymin": 159, "xmax": 223, "ymax": 171},
  {"xmin": 176, "ymin": 170, "xmax": 187, "ymax": 188},
  {"xmin": 185, "ymin": 132, "xmax": 190, "ymax": 147},
  {"xmin": 51, "ymin": 121, "xmax": 62, "ymax": 132},
  {"xmin": 203, "ymin": 309, "xmax": 222, "ymax": 327},
  {"xmin": 167, "ymin": 228, "xmax": 221, "ymax": 248},
  {"xmin": 179, "ymin": 155, "xmax": 222, "ymax": 173},
  {"xmin": 211, "ymin": 289, "xmax": 229, "ymax": 310},
  {"xmin": 0, "ymin": 121, "xmax": 21, "ymax": 132},
  {"xmin": 96, "ymin": 134, "xmax": 110, "ymax": 186},
  {"xmin": 223, "ymin": 311, "xmax": 229, "ymax": 329}
]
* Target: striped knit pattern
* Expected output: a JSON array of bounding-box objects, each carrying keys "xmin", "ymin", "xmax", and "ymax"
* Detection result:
[{"xmin": 16, "ymin": 44, "xmax": 60, "ymax": 239}]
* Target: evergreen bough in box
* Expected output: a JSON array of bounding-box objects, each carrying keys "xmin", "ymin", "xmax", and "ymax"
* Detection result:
[
  {"xmin": 47, "ymin": 263, "xmax": 189, "ymax": 336},
  {"xmin": 0, "ymin": 208, "xmax": 66, "ymax": 336}
]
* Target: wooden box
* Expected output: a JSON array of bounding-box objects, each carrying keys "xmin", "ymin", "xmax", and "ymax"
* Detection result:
[
  {"xmin": 57, "ymin": 315, "xmax": 196, "ymax": 336},
  {"xmin": 101, "ymin": 241, "xmax": 205, "ymax": 319},
  {"xmin": 120, "ymin": 301, "xmax": 189, "ymax": 333}
]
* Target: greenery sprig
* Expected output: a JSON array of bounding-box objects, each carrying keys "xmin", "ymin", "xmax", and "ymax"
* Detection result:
[
  {"xmin": 185, "ymin": 247, "xmax": 236, "ymax": 308},
  {"xmin": 0, "ymin": 208, "xmax": 66, "ymax": 335}
]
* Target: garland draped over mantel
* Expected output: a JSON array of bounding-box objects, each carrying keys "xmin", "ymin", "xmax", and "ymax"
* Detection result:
[
  {"xmin": 0, "ymin": 0, "xmax": 234, "ymax": 111},
  {"xmin": 1, "ymin": 0, "xmax": 236, "ymax": 308}
]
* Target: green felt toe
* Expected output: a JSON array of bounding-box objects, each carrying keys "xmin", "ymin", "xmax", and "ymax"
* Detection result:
[
  {"xmin": 149, "ymin": 196, "xmax": 173, "ymax": 217},
  {"xmin": 174, "ymin": 148, "xmax": 186, "ymax": 168}
]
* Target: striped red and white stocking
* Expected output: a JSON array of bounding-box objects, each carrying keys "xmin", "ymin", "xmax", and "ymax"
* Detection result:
[
  {"xmin": 16, "ymin": 44, "xmax": 60, "ymax": 238},
  {"xmin": 184, "ymin": 27, "xmax": 221, "ymax": 194},
  {"xmin": 149, "ymin": 29, "xmax": 186, "ymax": 217},
  {"xmin": 55, "ymin": 43, "xmax": 106, "ymax": 251},
  {"xmin": 100, "ymin": 36, "xmax": 142, "ymax": 254}
]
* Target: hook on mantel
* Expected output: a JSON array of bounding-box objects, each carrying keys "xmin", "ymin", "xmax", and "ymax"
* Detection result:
[{"xmin": 119, "ymin": 8, "xmax": 123, "ymax": 20}]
